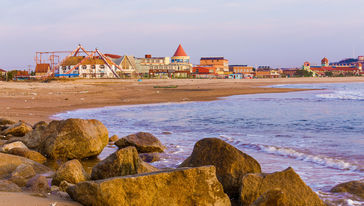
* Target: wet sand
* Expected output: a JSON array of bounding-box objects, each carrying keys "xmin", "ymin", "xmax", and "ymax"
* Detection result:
[
  {"xmin": 0, "ymin": 192, "xmax": 81, "ymax": 206},
  {"xmin": 1, "ymin": 77, "xmax": 363, "ymax": 124}
]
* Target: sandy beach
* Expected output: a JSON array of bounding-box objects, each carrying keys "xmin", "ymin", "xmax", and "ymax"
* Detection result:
[
  {"xmin": 1, "ymin": 77, "xmax": 364, "ymax": 205},
  {"xmin": 1, "ymin": 77, "xmax": 363, "ymax": 124}
]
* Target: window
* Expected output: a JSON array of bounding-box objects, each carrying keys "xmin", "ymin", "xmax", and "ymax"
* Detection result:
[
  {"xmin": 82, "ymin": 65, "xmax": 87, "ymax": 70},
  {"xmin": 100, "ymin": 65, "xmax": 105, "ymax": 69},
  {"xmin": 91, "ymin": 65, "xmax": 96, "ymax": 69}
]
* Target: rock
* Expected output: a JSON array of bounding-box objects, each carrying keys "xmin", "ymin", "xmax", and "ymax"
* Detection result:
[
  {"xmin": 115, "ymin": 132, "xmax": 165, "ymax": 153},
  {"xmin": 32, "ymin": 121, "xmax": 48, "ymax": 129},
  {"xmin": 139, "ymin": 153, "xmax": 161, "ymax": 163},
  {"xmin": 0, "ymin": 153, "xmax": 51, "ymax": 179},
  {"xmin": 91, "ymin": 146, "xmax": 158, "ymax": 180},
  {"xmin": 1, "ymin": 121, "xmax": 32, "ymax": 137},
  {"xmin": 0, "ymin": 139, "xmax": 6, "ymax": 146},
  {"xmin": 59, "ymin": 180, "xmax": 75, "ymax": 192},
  {"xmin": 68, "ymin": 166, "xmax": 231, "ymax": 206},
  {"xmin": 9, "ymin": 164, "xmax": 36, "ymax": 187},
  {"xmin": 251, "ymin": 188, "xmax": 286, "ymax": 206},
  {"xmin": 27, "ymin": 175, "xmax": 51, "ymax": 194},
  {"xmin": 330, "ymin": 180, "xmax": 364, "ymax": 199},
  {"xmin": 39, "ymin": 118, "xmax": 109, "ymax": 159},
  {"xmin": 0, "ymin": 126, "xmax": 9, "ymax": 132},
  {"xmin": 109, "ymin": 135, "xmax": 118, "ymax": 142},
  {"xmin": 20, "ymin": 120, "xmax": 48, "ymax": 149},
  {"xmin": 0, "ymin": 118, "xmax": 16, "ymax": 125},
  {"xmin": 8, "ymin": 148, "xmax": 47, "ymax": 164},
  {"xmin": 240, "ymin": 167, "xmax": 325, "ymax": 206},
  {"xmin": 2, "ymin": 141, "xmax": 28, "ymax": 152},
  {"xmin": 0, "ymin": 180, "xmax": 22, "ymax": 192},
  {"xmin": 52, "ymin": 159, "xmax": 89, "ymax": 186},
  {"xmin": 179, "ymin": 138, "xmax": 261, "ymax": 198}
]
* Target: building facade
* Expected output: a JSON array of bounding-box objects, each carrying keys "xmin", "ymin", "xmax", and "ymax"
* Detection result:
[
  {"xmin": 303, "ymin": 57, "xmax": 362, "ymax": 77},
  {"xmin": 229, "ymin": 65, "xmax": 255, "ymax": 78},
  {"xmin": 136, "ymin": 44, "xmax": 192, "ymax": 78},
  {"xmin": 199, "ymin": 57, "xmax": 229, "ymax": 75},
  {"xmin": 35, "ymin": 63, "xmax": 50, "ymax": 76},
  {"xmin": 58, "ymin": 56, "xmax": 117, "ymax": 78}
]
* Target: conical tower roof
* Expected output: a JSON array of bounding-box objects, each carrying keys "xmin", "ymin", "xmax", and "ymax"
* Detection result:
[{"xmin": 173, "ymin": 44, "xmax": 188, "ymax": 57}]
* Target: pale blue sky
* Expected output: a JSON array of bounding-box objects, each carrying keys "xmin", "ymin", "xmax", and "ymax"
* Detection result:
[{"xmin": 1, "ymin": 0, "xmax": 364, "ymax": 69}]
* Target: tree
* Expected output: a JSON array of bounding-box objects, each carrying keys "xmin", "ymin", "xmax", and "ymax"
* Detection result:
[
  {"xmin": 295, "ymin": 69, "xmax": 313, "ymax": 77},
  {"xmin": 324, "ymin": 71, "xmax": 333, "ymax": 77}
]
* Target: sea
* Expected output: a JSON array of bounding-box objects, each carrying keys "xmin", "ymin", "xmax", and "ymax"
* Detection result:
[{"xmin": 53, "ymin": 82, "xmax": 364, "ymax": 205}]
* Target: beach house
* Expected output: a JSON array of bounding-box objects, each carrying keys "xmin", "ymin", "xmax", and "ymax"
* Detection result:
[{"xmin": 34, "ymin": 63, "xmax": 50, "ymax": 76}]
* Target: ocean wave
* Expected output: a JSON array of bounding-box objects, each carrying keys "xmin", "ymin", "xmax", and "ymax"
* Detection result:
[
  {"xmin": 317, "ymin": 91, "xmax": 364, "ymax": 100},
  {"xmin": 219, "ymin": 135, "xmax": 360, "ymax": 171}
]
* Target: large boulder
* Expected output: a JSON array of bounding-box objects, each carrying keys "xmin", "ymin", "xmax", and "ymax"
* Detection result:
[
  {"xmin": 0, "ymin": 153, "xmax": 51, "ymax": 179},
  {"xmin": 115, "ymin": 132, "xmax": 165, "ymax": 153},
  {"xmin": 8, "ymin": 148, "xmax": 47, "ymax": 164},
  {"xmin": 38, "ymin": 118, "xmax": 109, "ymax": 159},
  {"xmin": 91, "ymin": 146, "xmax": 157, "ymax": 180},
  {"xmin": 240, "ymin": 167, "xmax": 325, "ymax": 206},
  {"xmin": 179, "ymin": 138, "xmax": 261, "ymax": 198},
  {"xmin": 9, "ymin": 164, "xmax": 36, "ymax": 187},
  {"xmin": 330, "ymin": 180, "xmax": 364, "ymax": 200},
  {"xmin": 1, "ymin": 121, "xmax": 32, "ymax": 137},
  {"xmin": 68, "ymin": 166, "xmax": 231, "ymax": 206},
  {"xmin": 52, "ymin": 159, "xmax": 89, "ymax": 186},
  {"xmin": 1, "ymin": 141, "xmax": 28, "ymax": 152},
  {"xmin": 0, "ymin": 180, "xmax": 22, "ymax": 192}
]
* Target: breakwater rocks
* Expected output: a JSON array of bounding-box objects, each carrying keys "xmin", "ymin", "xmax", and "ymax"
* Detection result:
[{"xmin": 0, "ymin": 117, "xmax": 327, "ymax": 205}]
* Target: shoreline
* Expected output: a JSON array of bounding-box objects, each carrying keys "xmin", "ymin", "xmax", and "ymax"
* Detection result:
[
  {"xmin": 1, "ymin": 77, "xmax": 363, "ymax": 205},
  {"xmin": 1, "ymin": 77, "xmax": 363, "ymax": 124}
]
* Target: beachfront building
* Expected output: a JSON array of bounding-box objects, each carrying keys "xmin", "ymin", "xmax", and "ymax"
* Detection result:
[
  {"xmin": 34, "ymin": 63, "xmax": 50, "ymax": 76},
  {"xmin": 0, "ymin": 68, "xmax": 6, "ymax": 77},
  {"xmin": 58, "ymin": 56, "xmax": 117, "ymax": 78},
  {"xmin": 255, "ymin": 66, "xmax": 281, "ymax": 78},
  {"xmin": 280, "ymin": 68, "xmax": 299, "ymax": 78},
  {"xmin": 192, "ymin": 66, "xmax": 217, "ymax": 78},
  {"xmin": 105, "ymin": 54, "xmax": 137, "ymax": 78},
  {"xmin": 136, "ymin": 44, "xmax": 192, "ymax": 78},
  {"xmin": 303, "ymin": 57, "xmax": 362, "ymax": 77},
  {"xmin": 199, "ymin": 57, "xmax": 229, "ymax": 75},
  {"xmin": 229, "ymin": 65, "xmax": 255, "ymax": 78},
  {"xmin": 170, "ymin": 44, "xmax": 192, "ymax": 77}
]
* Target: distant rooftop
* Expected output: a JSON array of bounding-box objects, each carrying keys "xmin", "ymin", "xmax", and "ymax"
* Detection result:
[
  {"xmin": 173, "ymin": 44, "xmax": 188, "ymax": 57},
  {"xmin": 200, "ymin": 57, "xmax": 225, "ymax": 60},
  {"xmin": 229, "ymin": 65, "xmax": 248, "ymax": 67}
]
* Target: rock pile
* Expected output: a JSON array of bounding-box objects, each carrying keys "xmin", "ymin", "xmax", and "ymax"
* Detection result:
[{"xmin": 0, "ymin": 117, "xmax": 327, "ymax": 206}]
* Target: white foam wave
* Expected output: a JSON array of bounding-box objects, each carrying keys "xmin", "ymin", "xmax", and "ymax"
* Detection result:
[
  {"xmin": 218, "ymin": 135, "xmax": 360, "ymax": 171},
  {"xmin": 258, "ymin": 145, "xmax": 358, "ymax": 171},
  {"xmin": 317, "ymin": 91, "xmax": 364, "ymax": 100}
]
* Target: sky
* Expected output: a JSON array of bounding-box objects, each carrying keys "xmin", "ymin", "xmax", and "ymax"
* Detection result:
[{"xmin": 1, "ymin": 0, "xmax": 364, "ymax": 70}]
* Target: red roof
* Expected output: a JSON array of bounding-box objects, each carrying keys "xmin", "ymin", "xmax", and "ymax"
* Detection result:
[
  {"xmin": 104, "ymin": 54, "xmax": 122, "ymax": 59},
  {"xmin": 35, "ymin": 63, "xmax": 50, "ymax": 73},
  {"xmin": 311, "ymin": 66, "xmax": 359, "ymax": 72},
  {"xmin": 0, "ymin": 68, "xmax": 6, "ymax": 72},
  {"xmin": 173, "ymin": 44, "xmax": 188, "ymax": 57},
  {"xmin": 321, "ymin": 57, "xmax": 328, "ymax": 64}
]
